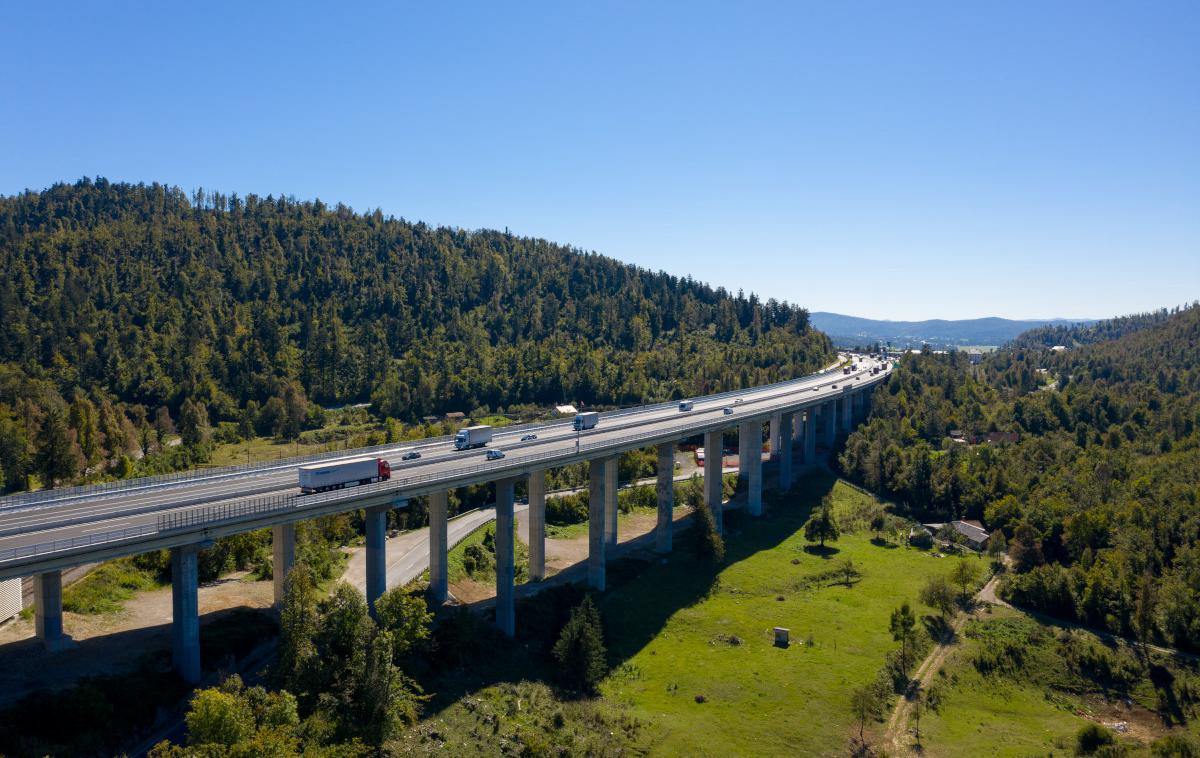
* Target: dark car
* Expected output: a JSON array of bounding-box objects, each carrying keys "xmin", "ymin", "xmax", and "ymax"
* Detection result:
[
  {"xmin": 486, "ymin": 449, "xmax": 506, "ymax": 461},
  {"xmin": 521, "ymin": 433, "xmax": 537, "ymax": 441},
  {"xmin": 400, "ymin": 449, "xmax": 421, "ymax": 461}
]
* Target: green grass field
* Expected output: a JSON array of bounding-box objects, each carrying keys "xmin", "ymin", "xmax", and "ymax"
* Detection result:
[
  {"xmin": 917, "ymin": 606, "xmax": 1200, "ymax": 757},
  {"xmin": 596, "ymin": 471, "xmax": 967, "ymax": 756}
]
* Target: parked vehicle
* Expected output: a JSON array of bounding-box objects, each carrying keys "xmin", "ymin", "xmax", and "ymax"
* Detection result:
[
  {"xmin": 400, "ymin": 448, "xmax": 421, "ymax": 461},
  {"xmin": 298, "ymin": 457, "xmax": 391, "ymax": 494},
  {"xmin": 678, "ymin": 400, "xmax": 694, "ymax": 412},
  {"xmin": 573, "ymin": 411, "xmax": 599, "ymax": 431},
  {"xmin": 486, "ymin": 449, "xmax": 506, "ymax": 461},
  {"xmin": 454, "ymin": 425, "xmax": 493, "ymax": 450},
  {"xmin": 521, "ymin": 433, "xmax": 538, "ymax": 441}
]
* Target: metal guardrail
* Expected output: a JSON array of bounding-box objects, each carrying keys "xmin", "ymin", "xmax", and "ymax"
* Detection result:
[
  {"xmin": 0, "ymin": 367, "xmax": 888, "ymax": 566},
  {"xmin": 0, "ymin": 363, "xmax": 851, "ymax": 513},
  {"xmin": 0, "ymin": 523, "xmax": 160, "ymax": 563}
]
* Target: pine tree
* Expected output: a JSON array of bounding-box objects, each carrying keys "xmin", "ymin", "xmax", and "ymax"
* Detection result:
[
  {"xmin": 552, "ymin": 595, "xmax": 607, "ymax": 694},
  {"xmin": 35, "ymin": 403, "xmax": 84, "ymax": 488}
]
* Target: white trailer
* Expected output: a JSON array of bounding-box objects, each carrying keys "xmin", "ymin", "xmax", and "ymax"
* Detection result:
[
  {"xmin": 454, "ymin": 425, "xmax": 493, "ymax": 450},
  {"xmin": 297, "ymin": 456, "xmax": 391, "ymax": 494},
  {"xmin": 573, "ymin": 412, "xmax": 599, "ymax": 431}
]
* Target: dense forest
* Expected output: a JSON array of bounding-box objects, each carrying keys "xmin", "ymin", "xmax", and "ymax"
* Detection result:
[
  {"xmin": 0, "ymin": 178, "xmax": 832, "ymax": 492},
  {"xmin": 838, "ymin": 304, "xmax": 1200, "ymax": 649}
]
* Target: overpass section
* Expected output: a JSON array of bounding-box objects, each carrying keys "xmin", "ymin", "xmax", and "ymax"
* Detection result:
[{"xmin": 0, "ymin": 356, "xmax": 890, "ymax": 681}]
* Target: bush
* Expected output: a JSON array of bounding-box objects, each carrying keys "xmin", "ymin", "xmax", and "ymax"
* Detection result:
[
  {"xmin": 1076, "ymin": 723, "xmax": 1115, "ymax": 755},
  {"xmin": 689, "ymin": 501, "xmax": 725, "ymax": 563}
]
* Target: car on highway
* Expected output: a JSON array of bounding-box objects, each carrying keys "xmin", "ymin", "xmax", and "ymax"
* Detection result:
[
  {"xmin": 733, "ymin": 398, "xmax": 744, "ymax": 405},
  {"xmin": 723, "ymin": 407, "xmax": 734, "ymax": 415},
  {"xmin": 521, "ymin": 433, "xmax": 537, "ymax": 441},
  {"xmin": 400, "ymin": 449, "xmax": 421, "ymax": 461},
  {"xmin": 486, "ymin": 449, "xmax": 506, "ymax": 461},
  {"xmin": 678, "ymin": 400, "xmax": 694, "ymax": 412}
]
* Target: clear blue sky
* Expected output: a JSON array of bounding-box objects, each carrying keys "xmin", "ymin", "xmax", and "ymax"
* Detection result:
[{"xmin": 2, "ymin": 2, "xmax": 1197, "ymax": 320}]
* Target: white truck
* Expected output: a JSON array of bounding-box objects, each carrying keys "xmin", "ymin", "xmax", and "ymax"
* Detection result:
[
  {"xmin": 678, "ymin": 400, "xmax": 694, "ymax": 412},
  {"xmin": 298, "ymin": 456, "xmax": 391, "ymax": 494},
  {"xmin": 573, "ymin": 412, "xmax": 599, "ymax": 431},
  {"xmin": 454, "ymin": 425, "xmax": 493, "ymax": 450}
]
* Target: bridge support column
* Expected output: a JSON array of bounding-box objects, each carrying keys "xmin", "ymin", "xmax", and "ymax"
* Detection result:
[
  {"xmin": 704, "ymin": 429, "xmax": 724, "ymax": 533},
  {"xmin": 528, "ymin": 470, "xmax": 546, "ymax": 582},
  {"xmin": 365, "ymin": 504, "xmax": 388, "ymax": 618},
  {"xmin": 842, "ymin": 395, "xmax": 853, "ymax": 433},
  {"xmin": 769, "ymin": 414, "xmax": 782, "ymax": 461},
  {"xmin": 588, "ymin": 458, "xmax": 607, "ymax": 591},
  {"xmin": 272, "ymin": 523, "xmax": 295, "ymax": 608},
  {"xmin": 779, "ymin": 412, "xmax": 794, "ymax": 490},
  {"xmin": 34, "ymin": 570, "xmax": 69, "ymax": 652},
  {"xmin": 604, "ymin": 457, "xmax": 618, "ymax": 548},
  {"xmin": 171, "ymin": 544, "xmax": 201, "ymax": 684},
  {"xmin": 804, "ymin": 409, "xmax": 817, "ymax": 463},
  {"xmin": 656, "ymin": 442, "xmax": 675, "ymax": 552},
  {"xmin": 495, "ymin": 477, "xmax": 516, "ymax": 637},
  {"xmin": 738, "ymin": 421, "xmax": 757, "ymax": 481},
  {"xmin": 792, "ymin": 412, "xmax": 804, "ymax": 443},
  {"xmin": 826, "ymin": 400, "xmax": 838, "ymax": 447},
  {"xmin": 429, "ymin": 490, "xmax": 449, "ymax": 603},
  {"xmin": 748, "ymin": 423, "xmax": 763, "ymax": 516}
]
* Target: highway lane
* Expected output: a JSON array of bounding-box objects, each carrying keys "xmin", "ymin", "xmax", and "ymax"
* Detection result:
[{"xmin": 0, "ymin": 357, "xmax": 886, "ymax": 554}]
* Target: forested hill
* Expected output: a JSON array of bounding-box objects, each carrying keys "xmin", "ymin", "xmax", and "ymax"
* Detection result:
[
  {"xmin": 0, "ymin": 178, "xmax": 831, "ymax": 491},
  {"xmin": 838, "ymin": 304, "xmax": 1200, "ymax": 650},
  {"xmin": 1005, "ymin": 305, "xmax": 1192, "ymax": 350}
]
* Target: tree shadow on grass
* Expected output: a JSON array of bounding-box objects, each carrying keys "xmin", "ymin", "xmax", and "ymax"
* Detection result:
[
  {"xmin": 922, "ymin": 614, "xmax": 955, "ymax": 645},
  {"xmin": 417, "ymin": 469, "xmax": 839, "ymax": 710},
  {"xmin": 870, "ymin": 537, "xmax": 899, "ymax": 550},
  {"xmin": 803, "ymin": 544, "xmax": 841, "ymax": 558}
]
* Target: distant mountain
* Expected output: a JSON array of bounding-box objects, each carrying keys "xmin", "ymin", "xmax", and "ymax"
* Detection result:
[{"xmin": 810, "ymin": 312, "xmax": 1093, "ymax": 350}]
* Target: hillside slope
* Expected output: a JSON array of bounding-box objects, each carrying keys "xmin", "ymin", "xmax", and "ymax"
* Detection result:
[
  {"xmin": 839, "ymin": 305, "xmax": 1200, "ymax": 649},
  {"xmin": 0, "ymin": 178, "xmax": 831, "ymax": 491}
]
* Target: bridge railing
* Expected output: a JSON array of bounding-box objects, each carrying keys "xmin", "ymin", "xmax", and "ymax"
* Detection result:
[{"xmin": 0, "ymin": 364, "xmax": 851, "ymax": 513}]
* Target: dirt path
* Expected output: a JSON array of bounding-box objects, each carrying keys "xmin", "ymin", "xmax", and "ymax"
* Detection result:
[
  {"xmin": 0, "ymin": 572, "xmax": 272, "ymax": 708},
  {"xmin": 884, "ymin": 572, "xmax": 1001, "ymax": 756}
]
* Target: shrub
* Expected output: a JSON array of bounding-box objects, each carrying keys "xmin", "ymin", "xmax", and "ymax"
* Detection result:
[{"xmin": 1076, "ymin": 723, "xmax": 1115, "ymax": 755}]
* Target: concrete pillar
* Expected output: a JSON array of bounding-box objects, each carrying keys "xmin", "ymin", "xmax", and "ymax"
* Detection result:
[
  {"xmin": 738, "ymin": 421, "xmax": 756, "ymax": 479},
  {"xmin": 272, "ymin": 523, "xmax": 295, "ymax": 607},
  {"xmin": 588, "ymin": 458, "xmax": 607, "ymax": 591},
  {"xmin": 842, "ymin": 394, "xmax": 853, "ymax": 433},
  {"xmin": 826, "ymin": 400, "xmax": 839, "ymax": 446},
  {"xmin": 528, "ymin": 470, "xmax": 546, "ymax": 582},
  {"xmin": 769, "ymin": 414, "xmax": 782, "ymax": 461},
  {"xmin": 429, "ymin": 490, "xmax": 449, "ymax": 603},
  {"xmin": 171, "ymin": 544, "xmax": 201, "ymax": 684},
  {"xmin": 604, "ymin": 457, "xmax": 618, "ymax": 548},
  {"xmin": 779, "ymin": 412, "xmax": 794, "ymax": 490},
  {"xmin": 804, "ymin": 409, "xmax": 817, "ymax": 463},
  {"xmin": 704, "ymin": 429, "xmax": 724, "ymax": 533},
  {"xmin": 495, "ymin": 477, "xmax": 516, "ymax": 637},
  {"xmin": 792, "ymin": 412, "xmax": 804, "ymax": 442},
  {"xmin": 748, "ymin": 422, "xmax": 763, "ymax": 516},
  {"xmin": 365, "ymin": 504, "xmax": 388, "ymax": 618},
  {"xmin": 34, "ymin": 570, "xmax": 68, "ymax": 652},
  {"xmin": 656, "ymin": 442, "xmax": 675, "ymax": 553}
]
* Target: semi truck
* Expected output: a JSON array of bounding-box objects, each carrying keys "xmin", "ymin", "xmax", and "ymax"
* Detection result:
[
  {"xmin": 298, "ymin": 456, "xmax": 391, "ymax": 494},
  {"xmin": 573, "ymin": 412, "xmax": 599, "ymax": 431},
  {"xmin": 454, "ymin": 425, "xmax": 493, "ymax": 450}
]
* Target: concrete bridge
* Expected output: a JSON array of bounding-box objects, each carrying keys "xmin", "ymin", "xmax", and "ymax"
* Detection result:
[{"xmin": 0, "ymin": 356, "xmax": 890, "ymax": 682}]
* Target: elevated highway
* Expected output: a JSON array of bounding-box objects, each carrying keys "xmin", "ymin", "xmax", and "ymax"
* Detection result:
[{"xmin": 0, "ymin": 354, "xmax": 890, "ymax": 681}]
